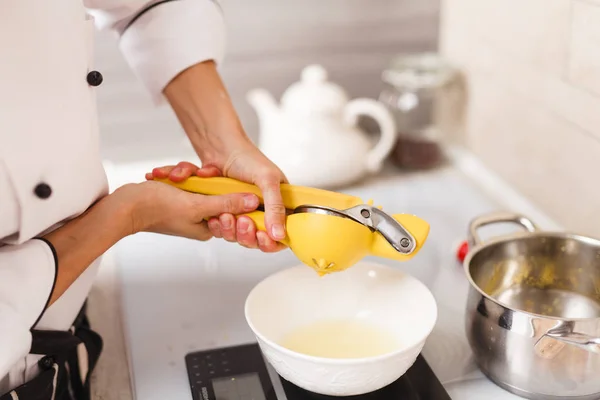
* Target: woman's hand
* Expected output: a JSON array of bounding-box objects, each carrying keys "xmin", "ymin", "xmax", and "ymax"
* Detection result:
[
  {"xmin": 42, "ymin": 179, "xmax": 264, "ymax": 305},
  {"xmin": 145, "ymin": 162, "xmax": 286, "ymax": 253},
  {"xmin": 163, "ymin": 61, "xmax": 288, "ymax": 244},
  {"xmin": 217, "ymin": 141, "xmax": 289, "ymax": 241},
  {"xmin": 123, "ymin": 179, "xmax": 262, "ymax": 242}
]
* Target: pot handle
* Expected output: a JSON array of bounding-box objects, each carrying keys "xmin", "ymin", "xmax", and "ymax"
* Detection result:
[
  {"xmin": 535, "ymin": 324, "xmax": 600, "ymax": 359},
  {"xmin": 468, "ymin": 212, "xmax": 538, "ymax": 246},
  {"xmin": 545, "ymin": 331, "xmax": 600, "ymax": 354}
]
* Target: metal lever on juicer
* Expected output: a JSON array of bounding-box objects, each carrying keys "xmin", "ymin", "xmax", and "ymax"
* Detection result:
[
  {"xmin": 294, "ymin": 204, "xmax": 417, "ymax": 254},
  {"xmin": 343, "ymin": 205, "xmax": 416, "ymax": 254}
]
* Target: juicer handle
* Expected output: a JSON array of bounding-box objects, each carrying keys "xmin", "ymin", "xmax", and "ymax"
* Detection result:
[
  {"xmin": 468, "ymin": 212, "xmax": 538, "ymax": 247},
  {"xmin": 344, "ymin": 98, "xmax": 397, "ymax": 173},
  {"xmin": 165, "ymin": 176, "xmax": 262, "ymax": 197},
  {"xmin": 153, "ymin": 176, "xmax": 364, "ymax": 211},
  {"xmin": 356, "ymin": 206, "xmax": 416, "ymax": 254},
  {"xmin": 369, "ymin": 214, "xmax": 430, "ymax": 261}
]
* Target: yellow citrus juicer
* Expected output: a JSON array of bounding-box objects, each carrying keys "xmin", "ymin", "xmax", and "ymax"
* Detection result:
[{"xmin": 156, "ymin": 176, "xmax": 430, "ymax": 275}]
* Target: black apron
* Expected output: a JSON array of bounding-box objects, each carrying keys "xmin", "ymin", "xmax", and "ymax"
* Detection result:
[{"xmin": 0, "ymin": 303, "xmax": 103, "ymax": 400}]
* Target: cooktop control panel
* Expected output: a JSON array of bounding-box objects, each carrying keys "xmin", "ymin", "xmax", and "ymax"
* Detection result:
[{"xmin": 185, "ymin": 343, "xmax": 452, "ymax": 400}]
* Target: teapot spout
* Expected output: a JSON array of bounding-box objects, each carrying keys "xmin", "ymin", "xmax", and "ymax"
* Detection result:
[{"xmin": 246, "ymin": 88, "xmax": 280, "ymax": 124}]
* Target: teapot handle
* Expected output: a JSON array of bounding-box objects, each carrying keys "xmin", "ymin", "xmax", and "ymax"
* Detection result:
[{"xmin": 343, "ymin": 98, "xmax": 397, "ymax": 172}]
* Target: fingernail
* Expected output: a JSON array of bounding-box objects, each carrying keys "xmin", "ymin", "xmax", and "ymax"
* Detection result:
[
  {"xmin": 221, "ymin": 216, "xmax": 233, "ymax": 229},
  {"xmin": 243, "ymin": 194, "xmax": 259, "ymax": 209},
  {"xmin": 238, "ymin": 219, "xmax": 249, "ymax": 234},
  {"xmin": 172, "ymin": 167, "xmax": 182, "ymax": 176},
  {"xmin": 272, "ymin": 224, "xmax": 285, "ymax": 240}
]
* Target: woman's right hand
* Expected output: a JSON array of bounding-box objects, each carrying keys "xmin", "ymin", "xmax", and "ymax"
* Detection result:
[{"xmin": 116, "ymin": 180, "xmax": 260, "ymax": 242}]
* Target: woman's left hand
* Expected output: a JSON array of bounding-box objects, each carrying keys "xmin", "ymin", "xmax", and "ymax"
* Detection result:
[{"xmin": 146, "ymin": 161, "xmax": 286, "ymax": 253}]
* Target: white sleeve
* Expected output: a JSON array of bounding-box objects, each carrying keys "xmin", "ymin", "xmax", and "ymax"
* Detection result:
[
  {"xmin": 0, "ymin": 239, "xmax": 57, "ymax": 379},
  {"xmin": 85, "ymin": 0, "xmax": 226, "ymax": 105}
]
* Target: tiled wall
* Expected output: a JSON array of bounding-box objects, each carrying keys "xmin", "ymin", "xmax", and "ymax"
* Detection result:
[{"xmin": 439, "ymin": 0, "xmax": 600, "ymax": 237}]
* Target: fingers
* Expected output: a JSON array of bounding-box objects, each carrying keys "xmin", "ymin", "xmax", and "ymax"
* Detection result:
[
  {"xmin": 255, "ymin": 176, "xmax": 287, "ymax": 241},
  {"xmin": 147, "ymin": 161, "xmax": 203, "ymax": 182},
  {"xmin": 208, "ymin": 215, "xmax": 258, "ymax": 248},
  {"xmin": 148, "ymin": 165, "xmax": 175, "ymax": 179},
  {"xmin": 236, "ymin": 216, "xmax": 258, "ymax": 249},
  {"xmin": 195, "ymin": 165, "xmax": 222, "ymax": 178},
  {"xmin": 208, "ymin": 215, "xmax": 285, "ymax": 252},
  {"xmin": 256, "ymin": 231, "xmax": 287, "ymax": 253},
  {"xmin": 208, "ymin": 218, "xmax": 222, "ymax": 238},
  {"xmin": 194, "ymin": 192, "xmax": 259, "ymax": 220},
  {"xmin": 218, "ymin": 214, "xmax": 237, "ymax": 242},
  {"xmin": 168, "ymin": 161, "xmax": 202, "ymax": 182}
]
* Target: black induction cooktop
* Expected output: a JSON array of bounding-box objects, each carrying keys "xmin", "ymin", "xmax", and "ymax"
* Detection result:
[{"xmin": 185, "ymin": 343, "xmax": 452, "ymax": 400}]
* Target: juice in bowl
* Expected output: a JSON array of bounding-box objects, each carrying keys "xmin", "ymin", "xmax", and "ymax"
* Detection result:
[{"xmin": 244, "ymin": 261, "xmax": 438, "ymax": 397}]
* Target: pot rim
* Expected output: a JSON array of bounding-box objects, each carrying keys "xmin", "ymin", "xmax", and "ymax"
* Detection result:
[{"xmin": 463, "ymin": 230, "xmax": 600, "ymax": 322}]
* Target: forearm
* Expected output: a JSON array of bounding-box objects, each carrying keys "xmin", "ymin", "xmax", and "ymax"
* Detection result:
[
  {"xmin": 163, "ymin": 61, "xmax": 252, "ymax": 165},
  {"xmin": 43, "ymin": 189, "xmax": 133, "ymax": 305}
]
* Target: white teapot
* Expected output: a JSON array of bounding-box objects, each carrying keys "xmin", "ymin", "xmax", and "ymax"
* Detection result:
[{"xmin": 247, "ymin": 64, "xmax": 397, "ymax": 189}]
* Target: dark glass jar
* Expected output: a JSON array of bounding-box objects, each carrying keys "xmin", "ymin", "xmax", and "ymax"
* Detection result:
[{"xmin": 379, "ymin": 53, "xmax": 463, "ymax": 170}]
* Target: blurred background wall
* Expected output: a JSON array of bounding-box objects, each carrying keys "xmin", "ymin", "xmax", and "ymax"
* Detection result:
[
  {"xmin": 93, "ymin": 0, "xmax": 600, "ymax": 241},
  {"xmin": 94, "ymin": 0, "xmax": 440, "ymax": 164},
  {"xmin": 440, "ymin": 0, "xmax": 600, "ymax": 236}
]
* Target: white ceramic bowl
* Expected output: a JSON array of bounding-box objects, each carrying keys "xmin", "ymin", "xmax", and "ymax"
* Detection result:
[{"xmin": 244, "ymin": 261, "xmax": 438, "ymax": 396}]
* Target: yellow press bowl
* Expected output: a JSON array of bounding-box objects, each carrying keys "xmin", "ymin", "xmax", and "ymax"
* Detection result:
[{"xmin": 284, "ymin": 213, "xmax": 373, "ymax": 275}]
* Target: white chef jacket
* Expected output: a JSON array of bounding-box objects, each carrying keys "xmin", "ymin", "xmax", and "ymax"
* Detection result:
[{"xmin": 0, "ymin": 0, "xmax": 225, "ymax": 394}]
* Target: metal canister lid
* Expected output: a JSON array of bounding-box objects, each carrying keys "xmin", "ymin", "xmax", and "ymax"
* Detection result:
[{"xmin": 382, "ymin": 52, "xmax": 457, "ymax": 91}]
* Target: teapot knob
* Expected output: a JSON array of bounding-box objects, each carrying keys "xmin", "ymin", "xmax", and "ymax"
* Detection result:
[{"xmin": 301, "ymin": 64, "xmax": 328, "ymax": 84}]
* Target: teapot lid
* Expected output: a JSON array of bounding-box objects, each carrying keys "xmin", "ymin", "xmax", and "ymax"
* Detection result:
[{"xmin": 280, "ymin": 64, "xmax": 348, "ymax": 115}]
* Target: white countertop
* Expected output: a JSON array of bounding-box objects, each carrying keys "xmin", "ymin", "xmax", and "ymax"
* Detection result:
[{"xmin": 90, "ymin": 148, "xmax": 562, "ymax": 399}]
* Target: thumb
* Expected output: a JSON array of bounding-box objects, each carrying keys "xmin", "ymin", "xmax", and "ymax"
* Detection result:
[{"xmin": 193, "ymin": 193, "xmax": 260, "ymax": 219}]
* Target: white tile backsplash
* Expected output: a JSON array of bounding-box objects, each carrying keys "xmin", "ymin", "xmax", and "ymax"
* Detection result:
[
  {"xmin": 440, "ymin": 0, "xmax": 600, "ymax": 237},
  {"xmin": 441, "ymin": 0, "xmax": 571, "ymax": 76},
  {"xmin": 568, "ymin": 0, "xmax": 600, "ymax": 97}
]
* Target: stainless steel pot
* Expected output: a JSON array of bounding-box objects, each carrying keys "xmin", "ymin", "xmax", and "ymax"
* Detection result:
[{"xmin": 463, "ymin": 212, "xmax": 600, "ymax": 400}]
